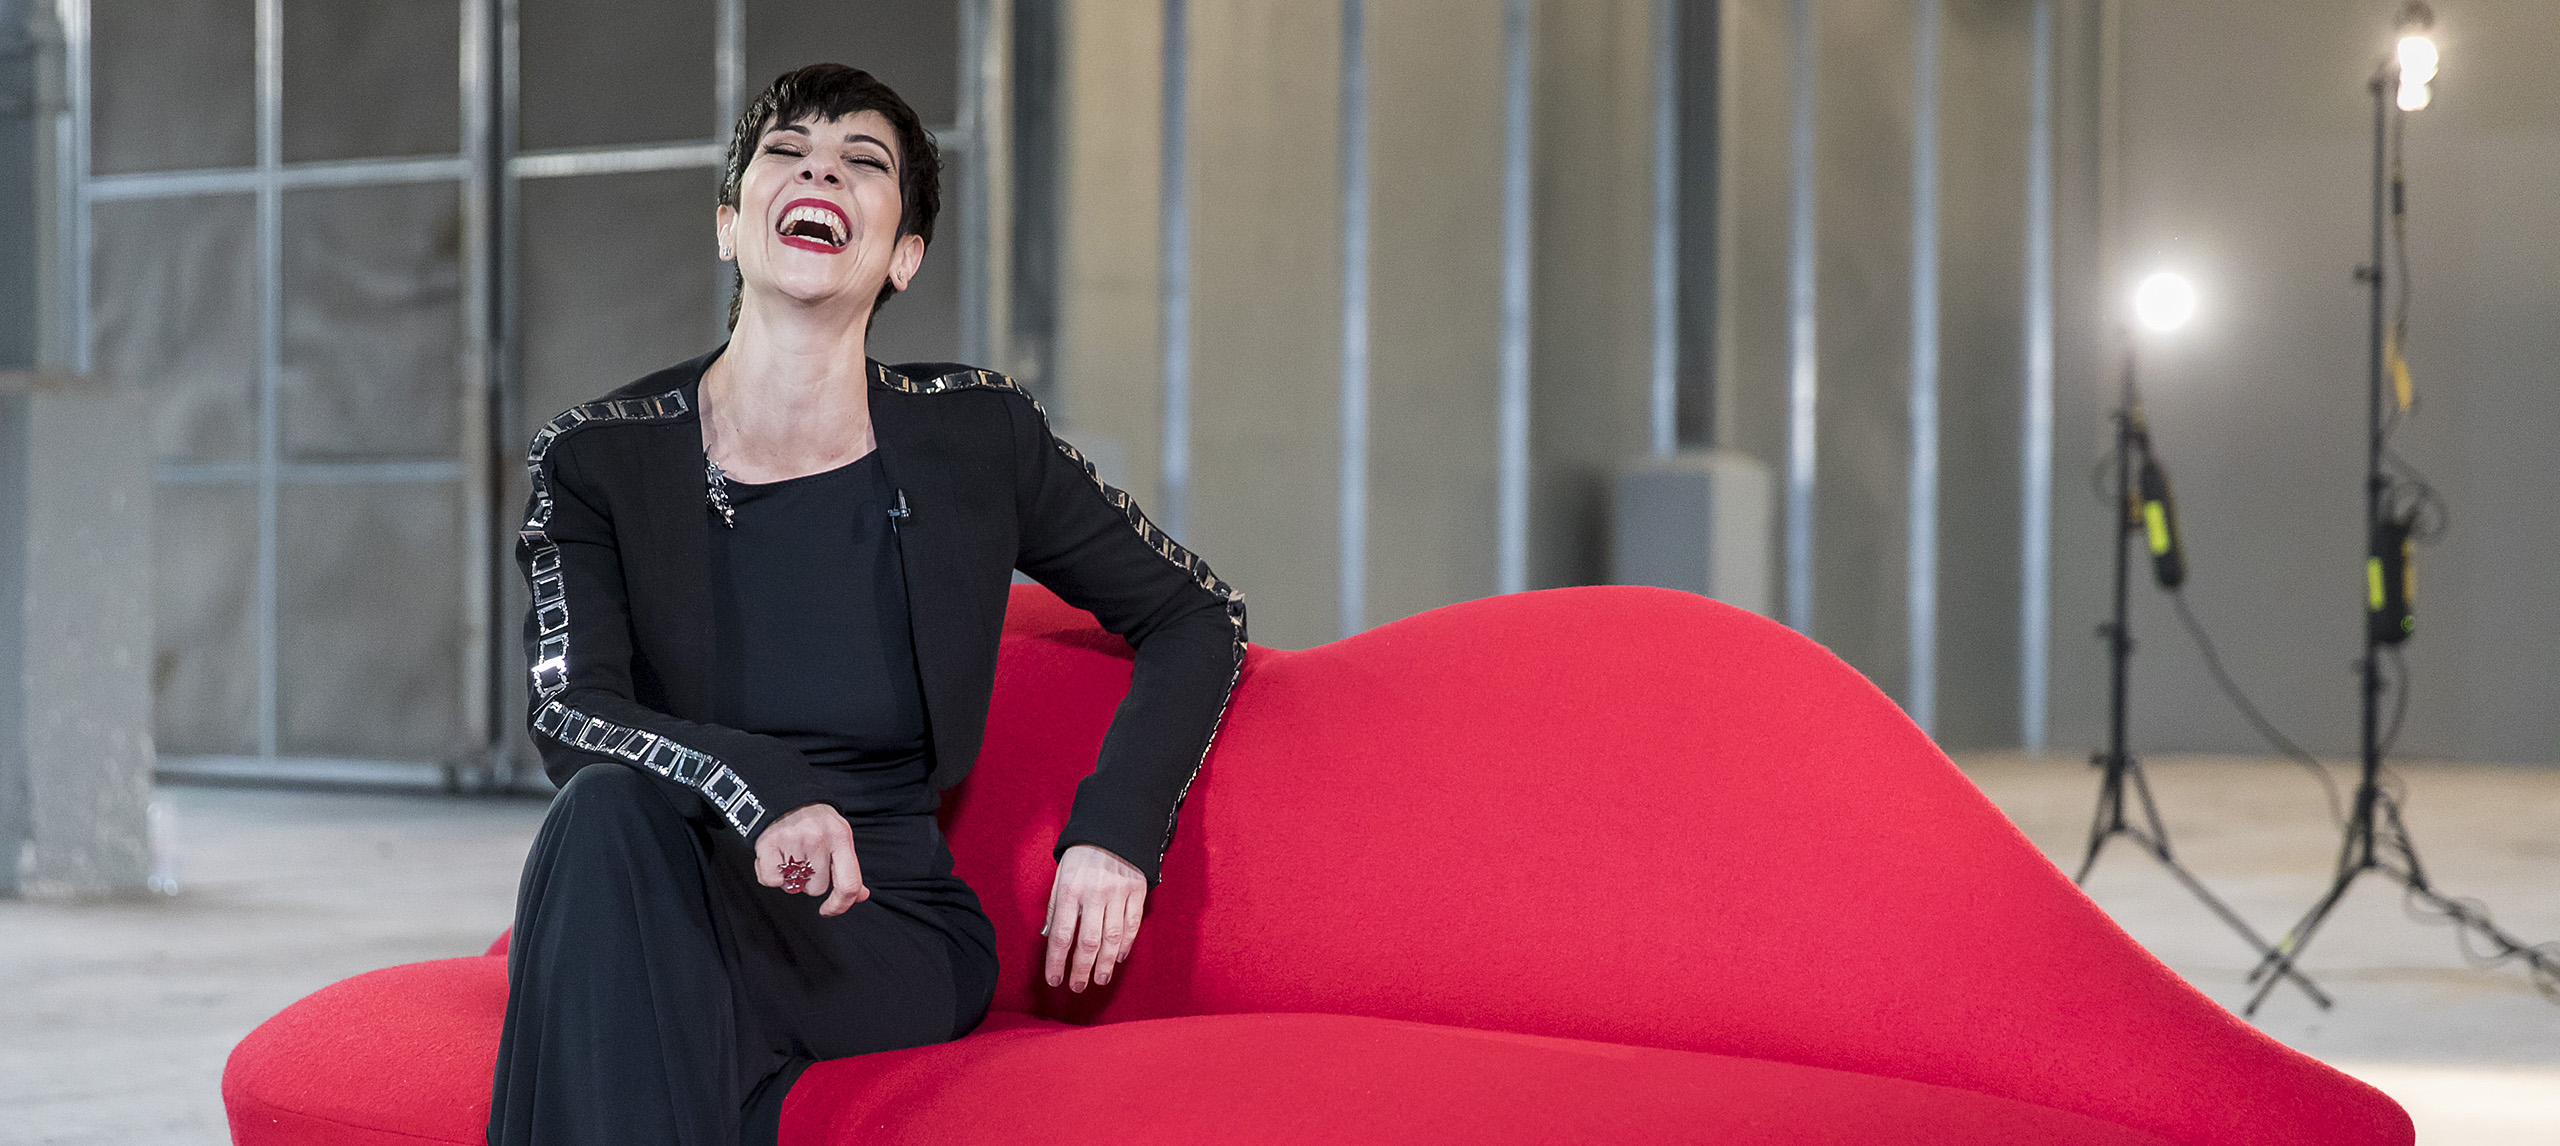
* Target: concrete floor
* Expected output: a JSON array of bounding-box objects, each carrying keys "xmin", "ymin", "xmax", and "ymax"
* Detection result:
[{"xmin": 2, "ymin": 753, "xmax": 2554, "ymax": 1145}]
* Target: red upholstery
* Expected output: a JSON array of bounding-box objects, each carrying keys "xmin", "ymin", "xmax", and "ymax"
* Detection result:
[
  {"xmin": 229, "ymin": 585, "xmax": 2411, "ymax": 1146},
  {"xmin": 224, "ymin": 957, "xmax": 505, "ymax": 1146},
  {"xmin": 786, "ymin": 1012, "xmax": 2183, "ymax": 1145}
]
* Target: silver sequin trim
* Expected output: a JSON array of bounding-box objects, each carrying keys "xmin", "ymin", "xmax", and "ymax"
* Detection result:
[
  {"xmin": 522, "ymin": 389, "xmax": 769, "ymax": 839},
  {"xmin": 872, "ymin": 362, "xmax": 1247, "ymax": 874}
]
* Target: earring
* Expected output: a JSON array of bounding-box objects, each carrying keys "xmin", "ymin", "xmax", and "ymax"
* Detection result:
[{"xmin": 718, "ymin": 244, "xmax": 732, "ymax": 259}]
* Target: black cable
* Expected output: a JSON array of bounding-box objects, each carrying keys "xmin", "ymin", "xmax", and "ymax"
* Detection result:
[
  {"xmin": 2378, "ymin": 793, "xmax": 2560, "ymax": 1001},
  {"xmin": 2165, "ymin": 591, "xmax": 2347, "ymax": 827}
]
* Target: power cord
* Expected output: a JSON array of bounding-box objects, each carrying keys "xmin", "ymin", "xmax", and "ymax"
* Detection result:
[{"xmin": 2164, "ymin": 591, "xmax": 2347, "ymax": 828}]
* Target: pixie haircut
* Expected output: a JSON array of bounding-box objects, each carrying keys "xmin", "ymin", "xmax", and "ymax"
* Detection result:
[{"xmin": 720, "ymin": 63, "xmax": 942, "ymax": 328}]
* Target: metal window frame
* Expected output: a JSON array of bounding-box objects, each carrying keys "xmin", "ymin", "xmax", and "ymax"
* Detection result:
[{"xmin": 58, "ymin": 0, "xmax": 995, "ymax": 785}]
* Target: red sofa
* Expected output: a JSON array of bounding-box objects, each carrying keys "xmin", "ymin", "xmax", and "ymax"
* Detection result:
[{"xmin": 225, "ymin": 585, "xmax": 2410, "ymax": 1145}]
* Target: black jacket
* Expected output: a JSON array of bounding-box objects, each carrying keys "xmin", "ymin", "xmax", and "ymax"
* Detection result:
[{"xmin": 516, "ymin": 347, "xmax": 1245, "ymax": 884}]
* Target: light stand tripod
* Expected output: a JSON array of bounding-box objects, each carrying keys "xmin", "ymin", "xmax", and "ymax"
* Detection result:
[
  {"xmin": 2080, "ymin": 349, "xmax": 2330, "ymax": 1010},
  {"xmin": 2241, "ymin": 40, "xmax": 2560, "ymax": 1017}
]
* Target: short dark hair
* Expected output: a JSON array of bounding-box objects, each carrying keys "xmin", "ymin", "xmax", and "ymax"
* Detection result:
[{"xmin": 720, "ymin": 64, "xmax": 941, "ymax": 328}]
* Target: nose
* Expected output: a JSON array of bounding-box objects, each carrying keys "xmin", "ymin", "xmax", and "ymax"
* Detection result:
[{"xmin": 796, "ymin": 160, "xmax": 841, "ymax": 187}]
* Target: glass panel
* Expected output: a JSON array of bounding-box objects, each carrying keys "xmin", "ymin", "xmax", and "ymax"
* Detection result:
[
  {"xmin": 866, "ymin": 147, "xmax": 961, "ymax": 367},
  {"xmin": 282, "ymin": 0, "xmax": 462, "ymax": 163},
  {"xmin": 154, "ymin": 484, "xmax": 258, "ymax": 757},
  {"xmin": 517, "ymin": 168, "xmax": 725, "ymax": 428},
  {"xmin": 276, "ymin": 483, "xmax": 462, "ymax": 759},
  {"xmin": 91, "ymin": 193, "xmax": 257, "ymax": 463},
  {"xmin": 745, "ymin": 0, "xmax": 958, "ymax": 127},
  {"xmin": 281, "ymin": 182, "xmax": 464, "ymax": 461},
  {"xmin": 91, "ymin": 0, "xmax": 256, "ymax": 174},
  {"xmin": 518, "ymin": 0, "xmax": 717, "ymax": 151}
]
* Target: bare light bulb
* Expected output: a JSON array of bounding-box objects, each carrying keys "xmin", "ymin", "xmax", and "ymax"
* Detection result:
[
  {"xmin": 2134, "ymin": 273, "xmax": 2196, "ymax": 332},
  {"xmin": 2397, "ymin": 35, "xmax": 2437, "ymax": 110}
]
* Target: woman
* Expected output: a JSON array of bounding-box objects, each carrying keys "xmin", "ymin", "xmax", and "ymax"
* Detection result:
[{"xmin": 488, "ymin": 64, "xmax": 1244, "ymax": 1146}]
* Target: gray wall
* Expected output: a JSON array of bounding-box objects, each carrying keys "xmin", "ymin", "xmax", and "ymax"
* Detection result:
[
  {"xmin": 1048, "ymin": 0, "xmax": 1669, "ymax": 650},
  {"xmin": 1712, "ymin": 0, "xmax": 2559, "ymax": 765},
  {"xmin": 2072, "ymin": 0, "xmax": 2560, "ymax": 765},
  {"xmin": 1718, "ymin": 0, "xmax": 2038, "ymax": 747}
]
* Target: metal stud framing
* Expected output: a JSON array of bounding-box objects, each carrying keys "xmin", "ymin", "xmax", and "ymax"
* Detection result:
[
  {"xmin": 57, "ymin": 0, "xmax": 991, "ymax": 780},
  {"xmin": 1337, "ymin": 0, "xmax": 1370, "ymax": 639},
  {"xmin": 1495, "ymin": 0, "xmax": 1532, "ymax": 597},
  {"xmin": 1907, "ymin": 0, "xmax": 1941, "ymax": 732},
  {"xmin": 1783, "ymin": 0, "xmax": 1818, "ymax": 634},
  {"xmin": 2022, "ymin": 0, "xmax": 2056, "ymax": 749}
]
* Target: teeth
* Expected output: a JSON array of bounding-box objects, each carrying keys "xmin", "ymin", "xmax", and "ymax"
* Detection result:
[{"xmin": 780, "ymin": 204, "xmax": 846, "ymax": 247}]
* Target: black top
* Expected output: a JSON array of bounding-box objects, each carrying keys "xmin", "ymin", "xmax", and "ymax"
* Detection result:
[
  {"xmin": 707, "ymin": 451, "xmax": 934, "ymax": 818},
  {"xmin": 516, "ymin": 352, "xmax": 1247, "ymax": 884}
]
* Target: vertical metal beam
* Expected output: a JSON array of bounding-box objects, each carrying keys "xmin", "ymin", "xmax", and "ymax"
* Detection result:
[
  {"xmin": 1495, "ymin": 0, "xmax": 1531, "ymax": 595},
  {"xmin": 2021, "ymin": 0, "xmax": 2055, "ymax": 750},
  {"xmin": 1337, "ymin": 0, "xmax": 1369, "ymax": 638},
  {"xmin": 1906, "ymin": 0, "xmax": 1939, "ymax": 732},
  {"xmin": 56, "ymin": 0, "xmax": 88, "ymax": 373},
  {"xmin": 1648, "ymin": 0, "xmax": 1678, "ymax": 459},
  {"xmin": 1158, "ymin": 0, "xmax": 1190, "ymax": 538},
  {"xmin": 490, "ymin": 0, "xmax": 523, "ymax": 781},
  {"xmin": 714, "ymin": 0, "xmax": 742, "ymax": 135},
  {"xmin": 956, "ymin": 0, "xmax": 990, "ymax": 365},
  {"xmin": 253, "ymin": 0, "xmax": 282, "ymax": 760},
  {"xmin": 714, "ymin": 0, "xmax": 743, "ymax": 325},
  {"xmin": 458, "ymin": 0, "xmax": 496, "ymax": 762},
  {"xmin": 1783, "ymin": 0, "xmax": 1816, "ymax": 633}
]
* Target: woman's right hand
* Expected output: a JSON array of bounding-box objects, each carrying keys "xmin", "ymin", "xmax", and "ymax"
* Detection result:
[{"xmin": 755, "ymin": 803, "xmax": 868, "ymax": 915}]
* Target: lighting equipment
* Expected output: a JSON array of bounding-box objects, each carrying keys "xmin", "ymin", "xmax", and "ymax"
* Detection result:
[
  {"xmin": 2074, "ymin": 287, "xmax": 2330, "ymax": 1009},
  {"xmin": 2241, "ymin": 3, "xmax": 2560, "ymax": 1015},
  {"xmin": 2394, "ymin": 30, "xmax": 2436, "ymax": 111},
  {"xmin": 2132, "ymin": 272, "xmax": 2196, "ymax": 333}
]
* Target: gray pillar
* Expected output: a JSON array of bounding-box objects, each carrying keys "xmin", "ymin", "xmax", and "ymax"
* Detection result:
[{"xmin": 0, "ymin": 371, "xmax": 155, "ymax": 899}]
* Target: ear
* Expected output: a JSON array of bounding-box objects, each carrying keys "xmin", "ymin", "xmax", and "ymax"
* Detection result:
[
  {"xmin": 887, "ymin": 232, "xmax": 927, "ymax": 292},
  {"xmin": 715, "ymin": 204, "xmax": 737, "ymax": 261}
]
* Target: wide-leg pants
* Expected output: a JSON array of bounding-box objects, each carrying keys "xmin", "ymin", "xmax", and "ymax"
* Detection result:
[{"xmin": 487, "ymin": 764, "xmax": 999, "ymax": 1146}]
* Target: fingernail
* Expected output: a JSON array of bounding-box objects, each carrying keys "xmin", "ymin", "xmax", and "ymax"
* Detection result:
[{"xmin": 1048, "ymin": 974, "xmax": 1061, "ymax": 986}]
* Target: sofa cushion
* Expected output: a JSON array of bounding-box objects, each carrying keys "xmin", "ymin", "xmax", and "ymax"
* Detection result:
[
  {"xmin": 224, "ymin": 956, "xmax": 506, "ymax": 1146},
  {"xmin": 784, "ymin": 1010, "xmax": 2182, "ymax": 1146}
]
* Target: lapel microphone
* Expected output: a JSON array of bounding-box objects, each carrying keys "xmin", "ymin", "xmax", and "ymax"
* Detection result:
[{"xmin": 889, "ymin": 489, "xmax": 913, "ymax": 531}]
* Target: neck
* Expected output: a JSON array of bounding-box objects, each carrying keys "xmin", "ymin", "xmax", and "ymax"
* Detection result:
[{"xmin": 701, "ymin": 293, "xmax": 880, "ymax": 481}]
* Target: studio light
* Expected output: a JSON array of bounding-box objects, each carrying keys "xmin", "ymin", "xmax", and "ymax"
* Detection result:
[
  {"xmin": 2396, "ymin": 35, "xmax": 2436, "ymax": 109},
  {"xmin": 2078, "ymin": 276, "xmax": 2330, "ymax": 1006},
  {"xmin": 2133, "ymin": 272, "xmax": 2196, "ymax": 332},
  {"xmin": 2395, "ymin": 1, "xmax": 2437, "ymax": 111}
]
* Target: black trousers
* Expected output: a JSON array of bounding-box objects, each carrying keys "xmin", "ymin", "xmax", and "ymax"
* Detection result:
[{"xmin": 488, "ymin": 764, "xmax": 998, "ymax": 1146}]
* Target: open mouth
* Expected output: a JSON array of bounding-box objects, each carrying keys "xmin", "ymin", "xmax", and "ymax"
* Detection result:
[{"xmin": 775, "ymin": 197, "xmax": 850, "ymax": 253}]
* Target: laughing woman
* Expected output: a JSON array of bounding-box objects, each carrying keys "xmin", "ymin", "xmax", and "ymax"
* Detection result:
[{"xmin": 487, "ymin": 64, "xmax": 1245, "ymax": 1146}]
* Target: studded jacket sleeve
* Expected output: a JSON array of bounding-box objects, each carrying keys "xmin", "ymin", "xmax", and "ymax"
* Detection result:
[
  {"xmin": 517, "ymin": 433, "xmax": 829, "ymax": 842},
  {"xmin": 1004, "ymin": 398, "xmax": 1247, "ymax": 886}
]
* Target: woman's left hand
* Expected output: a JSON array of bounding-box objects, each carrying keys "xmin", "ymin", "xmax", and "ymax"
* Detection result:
[{"xmin": 1042, "ymin": 844, "xmax": 1147, "ymax": 992}]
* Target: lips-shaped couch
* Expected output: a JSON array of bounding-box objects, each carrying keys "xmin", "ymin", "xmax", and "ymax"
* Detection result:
[{"xmin": 224, "ymin": 584, "xmax": 2409, "ymax": 1145}]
